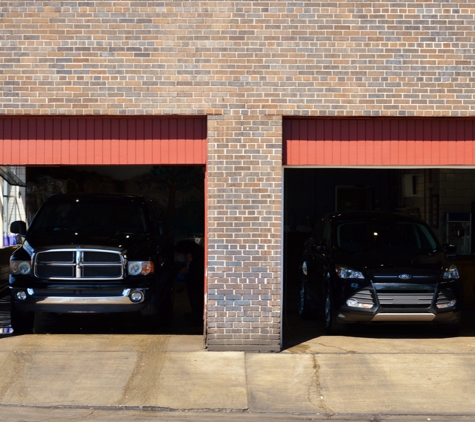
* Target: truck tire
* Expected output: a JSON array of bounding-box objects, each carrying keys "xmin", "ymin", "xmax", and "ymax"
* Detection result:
[{"xmin": 11, "ymin": 306, "xmax": 35, "ymax": 334}]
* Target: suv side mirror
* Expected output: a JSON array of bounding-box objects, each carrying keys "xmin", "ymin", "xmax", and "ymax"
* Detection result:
[
  {"xmin": 10, "ymin": 221, "xmax": 27, "ymax": 235},
  {"xmin": 443, "ymin": 243, "xmax": 457, "ymax": 254}
]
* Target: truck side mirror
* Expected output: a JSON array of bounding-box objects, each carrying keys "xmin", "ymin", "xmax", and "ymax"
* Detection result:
[
  {"xmin": 312, "ymin": 242, "xmax": 327, "ymax": 253},
  {"xmin": 10, "ymin": 221, "xmax": 27, "ymax": 235}
]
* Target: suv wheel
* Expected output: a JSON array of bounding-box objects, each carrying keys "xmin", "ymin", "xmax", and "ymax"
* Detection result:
[
  {"xmin": 11, "ymin": 306, "xmax": 35, "ymax": 334},
  {"xmin": 324, "ymin": 286, "xmax": 346, "ymax": 335},
  {"xmin": 299, "ymin": 276, "xmax": 317, "ymax": 320},
  {"xmin": 438, "ymin": 321, "xmax": 461, "ymax": 337}
]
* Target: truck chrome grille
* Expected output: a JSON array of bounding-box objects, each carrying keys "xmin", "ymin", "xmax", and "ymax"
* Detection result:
[{"xmin": 34, "ymin": 249, "xmax": 124, "ymax": 280}]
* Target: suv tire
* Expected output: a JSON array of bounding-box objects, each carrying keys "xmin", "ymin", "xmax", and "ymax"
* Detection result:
[
  {"xmin": 299, "ymin": 276, "xmax": 318, "ymax": 320},
  {"xmin": 324, "ymin": 285, "xmax": 346, "ymax": 335},
  {"xmin": 438, "ymin": 321, "xmax": 461, "ymax": 337}
]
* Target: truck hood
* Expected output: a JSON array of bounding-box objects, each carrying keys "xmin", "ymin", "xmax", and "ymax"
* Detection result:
[{"xmin": 24, "ymin": 230, "xmax": 151, "ymax": 254}]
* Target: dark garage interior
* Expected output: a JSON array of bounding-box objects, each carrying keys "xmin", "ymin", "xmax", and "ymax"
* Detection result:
[
  {"xmin": 2, "ymin": 165, "xmax": 475, "ymax": 340},
  {"xmin": 282, "ymin": 167, "xmax": 475, "ymax": 345},
  {"xmin": 25, "ymin": 165, "xmax": 205, "ymax": 239},
  {"xmin": 1, "ymin": 164, "xmax": 206, "ymax": 336}
]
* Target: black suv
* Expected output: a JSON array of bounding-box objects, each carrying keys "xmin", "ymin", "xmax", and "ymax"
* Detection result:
[
  {"xmin": 9, "ymin": 193, "xmax": 174, "ymax": 333},
  {"xmin": 299, "ymin": 211, "xmax": 463, "ymax": 335}
]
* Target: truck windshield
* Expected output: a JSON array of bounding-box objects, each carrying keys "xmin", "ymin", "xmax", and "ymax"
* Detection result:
[
  {"xmin": 336, "ymin": 220, "xmax": 439, "ymax": 254},
  {"xmin": 30, "ymin": 197, "xmax": 149, "ymax": 234}
]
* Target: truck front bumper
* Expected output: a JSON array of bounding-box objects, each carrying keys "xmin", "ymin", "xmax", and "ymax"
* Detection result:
[{"xmin": 10, "ymin": 286, "xmax": 150, "ymax": 313}]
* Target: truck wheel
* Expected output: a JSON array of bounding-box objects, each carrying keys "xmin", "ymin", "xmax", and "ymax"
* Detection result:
[
  {"xmin": 11, "ymin": 306, "xmax": 35, "ymax": 334},
  {"xmin": 139, "ymin": 300, "xmax": 159, "ymax": 332},
  {"xmin": 158, "ymin": 284, "xmax": 174, "ymax": 324}
]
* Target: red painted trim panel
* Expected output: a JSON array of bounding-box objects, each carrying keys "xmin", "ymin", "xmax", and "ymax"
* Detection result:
[
  {"xmin": 0, "ymin": 116, "xmax": 207, "ymax": 165},
  {"xmin": 283, "ymin": 117, "xmax": 475, "ymax": 166}
]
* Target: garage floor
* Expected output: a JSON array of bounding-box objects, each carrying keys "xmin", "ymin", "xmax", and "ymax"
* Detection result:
[{"xmin": 2, "ymin": 284, "xmax": 475, "ymax": 350}]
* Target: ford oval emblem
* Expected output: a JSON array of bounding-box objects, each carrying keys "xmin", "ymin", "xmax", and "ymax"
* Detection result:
[{"xmin": 398, "ymin": 274, "xmax": 412, "ymax": 280}]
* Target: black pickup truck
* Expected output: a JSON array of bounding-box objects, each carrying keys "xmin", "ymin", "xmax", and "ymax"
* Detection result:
[{"xmin": 9, "ymin": 193, "xmax": 174, "ymax": 333}]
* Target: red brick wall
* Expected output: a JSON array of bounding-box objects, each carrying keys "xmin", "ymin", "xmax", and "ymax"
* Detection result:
[
  {"xmin": 2, "ymin": 1, "xmax": 473, "ymax": 117},
  {"xmin": 2, "ymin": 1, "xmax": 475, "ymax": 351},
  {"xmin": 206, "ymin": 115, "xmax": 282, "ymax": 352}
]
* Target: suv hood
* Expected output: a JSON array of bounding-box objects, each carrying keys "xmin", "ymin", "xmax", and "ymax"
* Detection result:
[{"xmin": 335, "ymin": 250, "xmax": 446, "ymax": 277}]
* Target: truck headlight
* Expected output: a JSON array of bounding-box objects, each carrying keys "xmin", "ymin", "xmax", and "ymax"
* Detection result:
[
  {"xmin": 10, "ymin": 260, "xmax": 31, "ymax": 275},
  {"xmin": 128, "ymin": 261, "xmax": 154, "ymax": 276}
]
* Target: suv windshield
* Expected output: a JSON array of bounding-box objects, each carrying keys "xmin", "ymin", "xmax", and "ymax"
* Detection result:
[
  {"xmin": 30, "ymin": 197, "xmax": 149, "ymax": 234},
  {"xmin": 336, "ymin": 220, "xmax": 438, "ymax": 254}
]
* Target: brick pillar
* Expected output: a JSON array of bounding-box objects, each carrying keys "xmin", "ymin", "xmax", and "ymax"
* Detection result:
[{"xmin": 206, "ymin": 113, "xmax": 282, "ymax": 352}]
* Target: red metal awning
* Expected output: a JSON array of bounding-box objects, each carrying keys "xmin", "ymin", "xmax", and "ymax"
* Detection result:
[
  {"xmin": 0, "ymin": 116, "xmax": 207, "ymax": 165},
  {"xmin": 283, "ymin": 117, "xmax": 475, "ymax": 166}
]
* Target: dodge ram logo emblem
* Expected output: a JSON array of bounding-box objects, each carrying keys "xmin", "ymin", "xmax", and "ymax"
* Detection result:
[{"xmin": 398, "ymin": 274, "xmax": 412, "ymax": 280}]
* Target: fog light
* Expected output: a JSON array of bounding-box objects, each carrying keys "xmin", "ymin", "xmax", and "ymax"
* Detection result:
[
  {"xmin": 16, "ymin": 291, "xmax": 27, "ymax": 301},
  {"xmin": 129, "ymin": 290, "xmax": 144, "ymax": 303},
  {"xmin": 437, "ymin": 299, "xmax": 456, "ymax": 309},
  {"xmin": 346, "ymin": 298, "xmax": 373, "ymax": 309}
]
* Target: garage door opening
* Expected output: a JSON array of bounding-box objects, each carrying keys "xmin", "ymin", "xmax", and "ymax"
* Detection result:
[
  {"xmin": 283, "ymin": 167, "xmax": 475, "ymax": 347},
  {"xmin": 0, "ymin": 116, "xmax": 208, "ymax": 336},
  {"xmin": 0, "ymin": 164, "xmax": 206, "ymax": 336}
]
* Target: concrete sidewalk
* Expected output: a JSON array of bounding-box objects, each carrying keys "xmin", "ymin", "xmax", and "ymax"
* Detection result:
[{"xmin": 0, "ymin": 333, "xmax": 475, "ymax": 416}]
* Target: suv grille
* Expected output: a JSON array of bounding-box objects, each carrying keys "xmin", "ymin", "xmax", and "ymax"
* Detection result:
[
  {"xmin": 34, "ymin": 249, "xmax": 124, "ymax": 280},
  {"xmin": 373, "ymin": 283, "xmax": 436, "ymax": 309},
  {"xmin": 377, "ymin": 291, "xmax": 434, "ymax": 308}
]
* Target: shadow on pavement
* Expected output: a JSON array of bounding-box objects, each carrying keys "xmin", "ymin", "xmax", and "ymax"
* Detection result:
[{"xmin": 282, "ymin": 308, "xmax": 475, "ymax": 350}]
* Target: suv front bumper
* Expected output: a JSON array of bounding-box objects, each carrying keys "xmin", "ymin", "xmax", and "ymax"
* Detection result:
[{"xmin": 337, "ymin": 307, "xmax": 462, "ymax": 324}]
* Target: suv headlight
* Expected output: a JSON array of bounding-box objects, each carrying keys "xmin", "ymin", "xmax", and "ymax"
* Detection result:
[
  {"xmin": 128, "ymin": 261, "xmax": 154, "ymax": 276},
  {"xmin": 10, "ymin": 260, "xmax": 31, "ymax": 275},
  {"xmin": 443, "ymin": 264, "xmax": 460, "ymax": 280},
  {"xmin": 335, "ymin": 266, "xmax": 364, "ymax": 279}
]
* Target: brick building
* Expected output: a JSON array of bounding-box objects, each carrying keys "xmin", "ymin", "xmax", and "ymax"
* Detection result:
[{"xmin": 1, "ymin": 2, "xmax": 475, "ymax": 351}]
